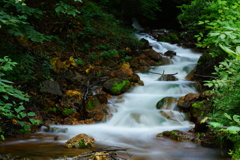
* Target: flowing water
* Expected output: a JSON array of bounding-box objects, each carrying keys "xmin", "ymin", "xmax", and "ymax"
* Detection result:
[{"xmin": 0, "ymin": 30, "xmax": 231, "ymax": 160}]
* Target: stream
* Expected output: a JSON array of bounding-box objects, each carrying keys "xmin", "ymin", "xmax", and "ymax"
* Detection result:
[{"xmin": 0, "ymin": 29, "xmax": 231, "ymax": 160}]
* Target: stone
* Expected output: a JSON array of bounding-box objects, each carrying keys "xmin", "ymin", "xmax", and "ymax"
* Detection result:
[
  {"xmin": 40, "ymin": 80, "xmax": 62, "ymax": 96},
  {"xmin": 142, "ymin": 49, "xmax": 163, "ymax": 61},
  {"xmin": 158, "ymin": 75, "xmax": 178, "ymax": 81},
  {"xmin": 156, "ymin": 97, "xmax": 177, "ymax": 109},
  {"xmin": 157, "ymin": 130, "xmax": 197, "ymax": 142},
  {"xmin": 103, "ymin": 78, "xmax": 130, "ymax": 95},
  {"xmin": 129, "ymin": 73, "xmax": 140, "ymax": 82},
  {"xmin": 65, "ymin": 133, "xmax": 95, "ymax": 148},
  {"xmin": 164, "ymin": 50, "xmax": 177, "ymax": 58},
  {"xmin": 85, "ymin": 96, "xmax": 106, "ymax": 121}
]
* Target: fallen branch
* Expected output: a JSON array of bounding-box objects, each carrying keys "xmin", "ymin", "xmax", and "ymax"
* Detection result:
[
  {"xmin": 149, "ymin": 71, "xmax": 178, "ymax": 76},
  {"xmin": 71, "ymin": 146, "xmax": 131, "ymax": 160}
]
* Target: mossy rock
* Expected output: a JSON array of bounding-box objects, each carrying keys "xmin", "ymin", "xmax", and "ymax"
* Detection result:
[
  {"xmin": 103, "ymin": 78, "xmax": 131, "ymax": 95},
  {"xmin": 158, "ymin": 130, "xmax": 197, "ymax": 142},
  {"xmin": 65, "ymin": 133, "xmax": 95, "ymax": 148}
]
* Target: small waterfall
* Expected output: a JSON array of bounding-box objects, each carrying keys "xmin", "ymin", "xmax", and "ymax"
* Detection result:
[{"xmin": 47, "ymin": 28, "xmax": 204, "ymax": 159}]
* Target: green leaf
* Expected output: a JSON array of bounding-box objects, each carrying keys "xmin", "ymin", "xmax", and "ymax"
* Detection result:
[
  {"xmin": 18, "ymin": 121, "xmax": 25, "ymax": 127},
  {"xmin": 224, "ymin": 113, "xmax": 232, "ymax": 120},
  {"xmin": 27, "ymin": 112, "xmax": 35, "ymax": 117},
  {"xmin": 15, "ymin": 105, "xmax": 25, "ymax": 113},
  {"xmin": 20, "ymin": 112, "xmax": 27, "ymax": 118},
  {"xmin": 1, "ymin": 135, "xmax": 5, "ymax": 140},
  {"xmin": 233, "ymin": 115, "xmax": 240, "ymax": 124},
  {"xmin": 24, "ymin": 125, "xmax": 30, "ymax": 131},
  {"xmin": 226, "ymin": 126, "xmax": 240, "ymax": 134},
  {"xmin": 209, "ymin": 122, "xmax": 222, "ymax": 128}
]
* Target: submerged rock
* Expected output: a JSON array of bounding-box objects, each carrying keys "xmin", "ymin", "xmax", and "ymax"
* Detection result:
[{"xmin": 65, "ymin": 133, "xmax": 95, "ymax": 148}]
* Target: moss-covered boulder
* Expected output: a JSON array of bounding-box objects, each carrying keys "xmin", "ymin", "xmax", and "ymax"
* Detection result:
[
  {"xmin": 65, "ymin": 133, "xmax": 95, "ymax": 148},
  {"xmin": 157, "ymin": 130, "xmax": 197, "ymax": 142},
  {"xmin": 85, "ymin": 96, "xmax": 106, "ymax": 121},
  {"xmin": 103, "ymin": 78, "xmax": 131, "ymax": 95}
]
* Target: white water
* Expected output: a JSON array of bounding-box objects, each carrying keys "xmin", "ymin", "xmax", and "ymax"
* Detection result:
[{"xmin": 45, "ymin": 31, "xmax": 203, "ymax": 159}]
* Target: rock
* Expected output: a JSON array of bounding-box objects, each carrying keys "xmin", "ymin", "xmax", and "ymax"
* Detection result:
[
  {"xmin": 85, "ymin": 96, "xmax": 106, "ymax": 121},
  {"xmin": 96, "ymin": 94, "xmax": 108, "ymax": 104},
  {"xmin": 164, "ymin": 50, "xmax": 176, "ymax": 58},
  {"xmin": 65, "ymin": 133, "xmax": 95, "ymax": 148},
  {"xmin": 157, "ymin": 130, "xmax": 197, "ymax": 142},
  {"xmin": 103, "ymin": 78, "xmax": 131, "ymax": 95},
  {"xmin": 158, "ymin": 75, "xmax": 178, "ymax": 81},
  {"xmin": 118, "ymin": 63, "xmax": 133, "ymax": 77},
  {"xmin": 40, "ymin": 80, "xmax": 62, "ymax": 96},
  {"xmin": 156, "ymin": 97, "xmax": 177, "ymax": 109},
  {"xmin": 142, "ymin": 49, "xmax": 163, "ymax": 61},
  {"xmin": 110, "ymin": 71, "xmax": 128, "ymax": 80},
  {"xmin": 177, "ymin": 93, "xmax": 200, "ymax": 112},
  {"xmin": 129, "ymin": 73, "xmax": 140, "ymax": 82}
]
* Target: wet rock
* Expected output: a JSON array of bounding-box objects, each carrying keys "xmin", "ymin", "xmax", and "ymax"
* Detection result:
[
  {"xmin": 129, "ymin": 73, "xmax": 140, "ymax": 83},
  {"xmin": 85, "ymin": 96, "xmax": 106, "ymax": 121},
  {"xmin": 158, "ymin": 74, "xmax": 178, "ymax": 81},
  {"xmin": 131, "ymin": 54, "xmax": 156, "ymax": 71},
  {"xmin": 178, "ymin": 92, "xmax": 212, "ymax": 122},
  {"xmin": 164, "ymin": 50, "xmax": 176, "ymax": 58},
  {"xmin": 40, "ymin": 80, "xmax": 62, "ymax": 96},
  {"xmin": 156, "ymin": 97, "xmax": 177, "ymax": 109},
  {"xmin": 157, "ymin": 130, "xmax": 197, "ymax": 142},
  {"xmin": 49, "ymin": 127, "xmax": 68, "ymax": 133},
  {"xmin": 177, "ymin": 93, "xmax": 200, "ymax": 112},
  {"xmin": 142, "ymin": 49, "xmax": 163, "ymax": 61},
  {"xmin": 103, "ymin": 78, "xmax": 131, "ymax": 95},
  {"xmin": 65, "ymin": 133, "xmax": 95, "ymax": 148}
]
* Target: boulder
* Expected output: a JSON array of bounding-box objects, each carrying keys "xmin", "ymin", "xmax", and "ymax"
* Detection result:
[
  {"xmin": 164, "ymin": 50, "xmax": 176, "ymax": 58},
  {"xmin": 142, "ymin": 49, "xmax": 163, "ymax": 61},
  {"xmin": 177, "ymin": 93, "xmax": 200, "ymax": 112},
  {"xmin": 40, "ymin": 80, "xmax": 62, "ymax": 96},
  {"xmin": 156, "ymin": 97, "xmax": 177, "ymax": 109},
  {"xmin": 103, "ymin": 78, "xmax": 130, "ymax": 95},
  {"xmin": 85, "ymin": 96, "xmax": 106, "ymax": 121},
  {"xmin": 157, "ymin": 130, "xmax": 197, "ymax": 142},
  {"xmin": 65, "ymin": 133, "xmax": 95, "ymax": 148}
]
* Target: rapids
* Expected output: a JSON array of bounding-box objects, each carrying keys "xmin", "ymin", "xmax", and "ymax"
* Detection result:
[{"xmin": 0, "ymin": 27, "xmax": 230, "ymax": 160}]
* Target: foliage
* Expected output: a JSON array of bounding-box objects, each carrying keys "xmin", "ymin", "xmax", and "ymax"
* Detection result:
[
  {"xmin": 97, "ymin": 0, "xmax": 161, "ymax": 20},
  {"xmin": 0, "ymin": 57, "xmax": 40, "ymax": 140},
  {"xmin": 0, "ymin": 0, "xmax": 51, "ymax": 42},
  {"xmin": 55, "ymin": 0, "xmax": 82, "ymax": 17},
  {"xmin": 204, "ymin": 51, "xmax": 240, "ymax": 159}
]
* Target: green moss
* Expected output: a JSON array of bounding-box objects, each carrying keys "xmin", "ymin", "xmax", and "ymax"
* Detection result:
[
  {"xmin": 111, "ymin": 80, "xmax": 130, "ymax": 93},
  {"xmin": 87, "ymin": 100, "xmax": 95, "ymax": 110},
  {"xmin": 78, "ymin": 140, "xmax": 85, "ymax": 147},
  {"xmin": 169, "ymin": 33, "xmax": 179, "ymax": 42},
  {"xmin": 171, "ymin": 131, "xmax": 177, "ymax": 135},
  {"xmin": 155, "ymin": 62, "xmax": 163, "ymax": 66},
  {"xmin": 62, "ymin": 108, "xmax": 74, "ymax": 116}
]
